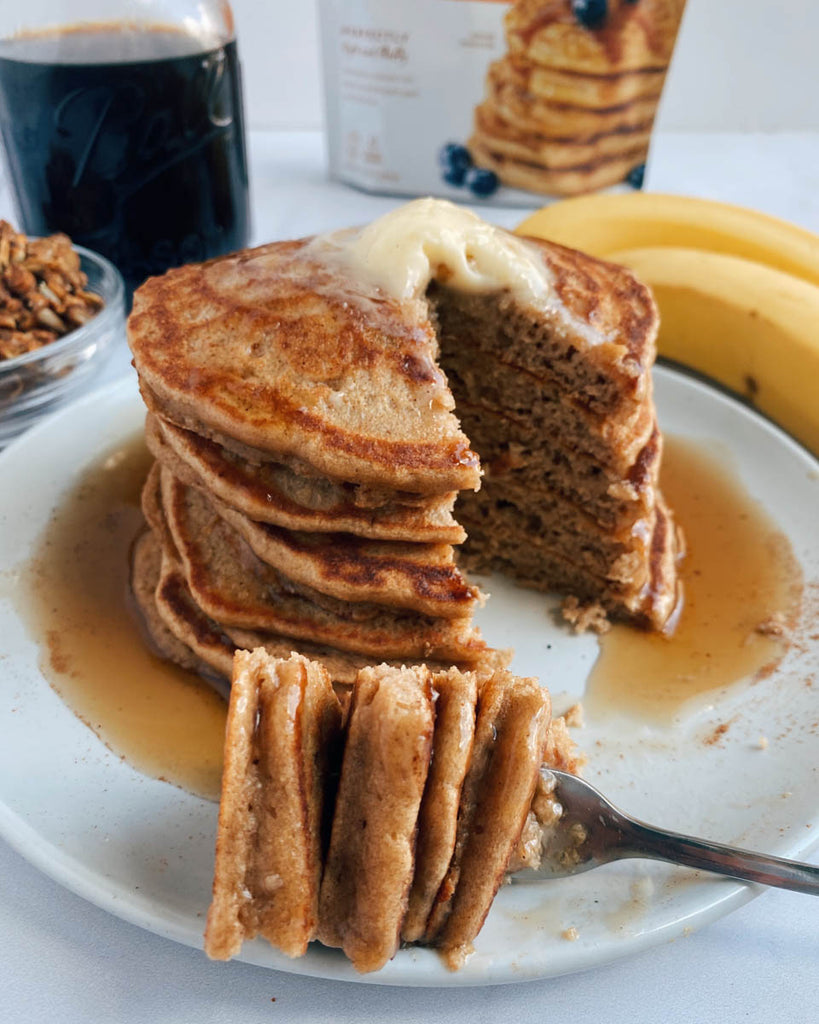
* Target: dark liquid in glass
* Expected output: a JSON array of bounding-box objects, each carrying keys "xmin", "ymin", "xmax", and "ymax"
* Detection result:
[{"xmin": 0, "ymin": 24, "xmax": 250, "ymax": 298}]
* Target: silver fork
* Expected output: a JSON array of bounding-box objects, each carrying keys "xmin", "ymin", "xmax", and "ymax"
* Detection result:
[{"xmin": 515, "ymin": 769, "xmax": 819, "ymax": 894}]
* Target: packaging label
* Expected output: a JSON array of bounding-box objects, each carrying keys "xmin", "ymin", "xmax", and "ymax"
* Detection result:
[{"xmin": 319, "ymin": 0, "xmax": 686, "ymax": 205}]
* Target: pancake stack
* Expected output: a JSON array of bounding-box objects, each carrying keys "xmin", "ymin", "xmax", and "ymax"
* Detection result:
[
  {"xmin": 127, "ymin": 201, "xmax": 682, "ymax": 687},
  {"xmin": 128, "ymin": 233, "xmax": 496, "ymax": 680},
  {"xmin": 205, "ymin": 649, "xmax": 577, "ymax": 972},
  {"xmin": 469, "ymin": 0, "xmax": 686, "ymax": 195}
]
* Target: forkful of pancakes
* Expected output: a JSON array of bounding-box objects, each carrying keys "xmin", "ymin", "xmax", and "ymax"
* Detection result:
[
  {"xmin": 203, "ymin": 650, "xmax": 580, "ymax": 973},
  {"xmin": 204, "ymin": 649, "xmax": 819, "ymax": 975}
]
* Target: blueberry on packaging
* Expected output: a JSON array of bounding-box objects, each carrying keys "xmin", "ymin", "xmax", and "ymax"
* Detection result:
[
  {"xmin": 466, "ymin": 167, "xmax": 499, "ymax": 199},
  {"xmin": 439, "ymin": 143, "xmax": 472, "ymax": 187},
  {"xmin": 626, "ymin": 164, "xmax": 646, "ymax": 189},
  {"xmin": 571, "ymin": 0, "xmax": 608, "ymax": 29},
  {"xmin": 443, "ymin": 167, "xmax": 464, "ymax": 187}
]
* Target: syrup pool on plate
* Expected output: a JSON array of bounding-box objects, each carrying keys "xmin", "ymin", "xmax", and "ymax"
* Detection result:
[
  {"xmin": 7, "ymin": 432, "xmax": 802, "ymax": 800},
  {"xmin": 11, "ymin": 434, "xmax": 227, "ymax": 801},
  {"xmin": 585, "ymin": 436, "xmax": 803, "ymax": 725}
]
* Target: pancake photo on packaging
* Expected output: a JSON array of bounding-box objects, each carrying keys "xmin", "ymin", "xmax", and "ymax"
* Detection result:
[{"xmin": 468, "ymin": 0, "xmax": 687, "ymax": 196}]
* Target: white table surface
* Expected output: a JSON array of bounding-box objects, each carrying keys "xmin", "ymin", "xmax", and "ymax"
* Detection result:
[{"xmin": 2, "ymin": 130, "xmax": 818, "ymax": 1023}]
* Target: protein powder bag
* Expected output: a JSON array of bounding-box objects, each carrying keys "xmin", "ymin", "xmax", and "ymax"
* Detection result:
[{"xmin": 319, "ymin": 0, "xmax": 686, "ymax": 204}]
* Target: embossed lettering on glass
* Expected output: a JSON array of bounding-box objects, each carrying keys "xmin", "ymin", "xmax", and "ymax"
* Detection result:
[{"xmin": 0, "ymin": 1, "xmax": 250, "ymax": 299}]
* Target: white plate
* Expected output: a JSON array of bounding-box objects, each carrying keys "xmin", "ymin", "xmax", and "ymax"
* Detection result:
[{"xmin": 0, "ymin": 367, "xmax": 817, "ymax": 987}]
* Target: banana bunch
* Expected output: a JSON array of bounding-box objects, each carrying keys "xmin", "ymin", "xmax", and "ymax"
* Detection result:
[{"xmin": 516, "ymin": 194, "xmax": 819, "ymax": 455}]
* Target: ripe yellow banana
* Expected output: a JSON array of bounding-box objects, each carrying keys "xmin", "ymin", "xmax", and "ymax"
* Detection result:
[
  {"xmin": 516, "ymin": 193, "xmax": 819, "ymax": 290},
  {"xmin": 605, "ymin": 245, "xmax": 819, "ymax": 456}
]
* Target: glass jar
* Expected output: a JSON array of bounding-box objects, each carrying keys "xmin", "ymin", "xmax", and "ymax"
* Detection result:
[{"xmin": 0, "ymin": 1, "xmax": 250, "ymax": 300}]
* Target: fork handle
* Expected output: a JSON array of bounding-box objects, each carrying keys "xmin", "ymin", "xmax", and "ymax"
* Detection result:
[{"xmin": 626, "ymin": 821, "xmax": 819, "ymax": 895}]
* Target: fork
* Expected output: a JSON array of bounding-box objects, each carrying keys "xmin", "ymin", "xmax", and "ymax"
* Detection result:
[{"xmin": 514, "ymin": 769, "xmax": 819, "ymax": 894}]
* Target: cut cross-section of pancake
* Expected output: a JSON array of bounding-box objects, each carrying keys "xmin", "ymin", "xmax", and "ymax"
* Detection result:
[
  {"xmin": 425, "ymin": 245, "xmax": 682, "ymax": 629},
  {"xmin": 424, "ymin": 669, "xmax": 552, "ymax": 970},
  {"xmin": 200, "ymin": 652, "xmax": 579, "ymax": 972},
  {"xmin": 204, "ymin": 650, "xmax": 343, "ymax": 961},
  {"xmin": 317, "ymin": 664, "xmax": 435, "ymax": 973},
  {"xmin": 402, "ymin": 667, "xmax": 479, "ymax": 943}
]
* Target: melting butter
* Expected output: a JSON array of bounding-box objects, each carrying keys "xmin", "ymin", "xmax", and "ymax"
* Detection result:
[{"xmin": 305, "ymin": 197, "xmax": 553, "ymax": 307}]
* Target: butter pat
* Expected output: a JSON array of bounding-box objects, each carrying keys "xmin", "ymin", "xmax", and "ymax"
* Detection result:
[{"xmin": 307, "ymin": 198, "xmax": 553, "ymax": 307}]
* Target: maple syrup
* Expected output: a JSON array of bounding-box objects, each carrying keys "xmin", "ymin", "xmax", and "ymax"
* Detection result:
[
  {"xmin": 0, "ymin": 24, "xmax": 250, "ymax": 298},
  {"xmin": 585, "ymin": 436, "xmax": 803, "ymax": 724},
  {"xmin": 8, "ymin": 433, "xmax": 802, "ymax": 801},
  {"xmin": 13, "ymin": 434, "xmax": 227, "ymax": 801}
]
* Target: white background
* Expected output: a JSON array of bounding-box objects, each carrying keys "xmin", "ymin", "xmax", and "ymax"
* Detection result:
[
  {"xmin": 233, "ymin": 0, "xmax": 819, "ymax": 132},
  {"xmin": 3, "ymin": 1, "xmax": 819, "ymax": 1019}
]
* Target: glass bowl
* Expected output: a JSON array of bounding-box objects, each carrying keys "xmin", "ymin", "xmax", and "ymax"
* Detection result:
[{"xmin": 0, "ymin": 245, "xmax": 125, "ymax": 447}]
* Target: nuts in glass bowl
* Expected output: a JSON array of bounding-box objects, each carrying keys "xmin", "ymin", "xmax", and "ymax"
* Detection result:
[
  {"xmin": 0, "ymin": 221, "xmax": 125, "ymax": 447},
  {"xmin": 0, "ymin": 221, "xmax": 105, "ymax": 362}
]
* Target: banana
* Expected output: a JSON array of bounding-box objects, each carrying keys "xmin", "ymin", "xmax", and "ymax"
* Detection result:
[
  {"xmin": 516, "ymin": 193, "xmax": 819, "ymax": 290},
  {"xmin": 605, "ymin": 245, "xmax": 819, "ymax": 456}
]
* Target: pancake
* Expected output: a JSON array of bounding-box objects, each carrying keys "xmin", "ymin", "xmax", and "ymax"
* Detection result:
[
  {"xmin": 473, "ymin": 101, "xmax": 653, "ymax": 168},
  {"xmin": 317, "ymin": 664, "xmax": 435, "ymax": 973},
  {"xmin": 129, "ymin": 527, "xmax": 217, "ymax": 679},
  {"xmin": 484, "ymin": 59, "xmax": 662, "ymax": 138},
  {"xmin": 129, "ymin": 227, "xmax": 660, "ymax": 494},
  {"xmin": 200, "ymin": 483, "xmax": 480, "ymax": 620},
  {"xmin": 204, "ymin": 650, "xmax": 343, "ymax": 960},
  {"xmin": 424, "ymin": 670, "xmax": 552, "ymax": 969},
  {"xmin": 402, "ymin": 667, "xmax": 479, "ymax": 943},
  {"xmin": 523, "ymin": 63, "xmax": 666, "ymax": 109},
  {"xmin": 155, "ymin": 542, "xmax": 237, "ymax": 679},
  {"xmin": 469, "ymin": 136, "xmax": 647, "ymax": 195},
  {"xmin": 505, "ymin": 0, "xmax": 686, "ymax": 75},
  {"xmin": 158, "ymin": 466, "xmax": 487, "ymax": 662},
  {"xmin": 129, "ymin": 240, "xmax": 481, "ymax": 494},
  {"xmin": 146, "ymin": 412, "xmax": 464, "ymax": 544},
  {"xmin": 143, "ymin": 455, "xmax": 499, "ymax": 683}
]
